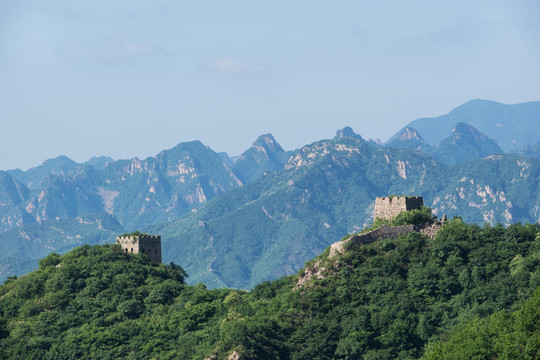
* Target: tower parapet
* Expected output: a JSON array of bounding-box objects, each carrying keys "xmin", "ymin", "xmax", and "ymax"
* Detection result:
[
  {"xmin": 116, "ymin": 234, "xmax": 162, "ymax": 263},
  {"xmin": 374, "ymin": 196, "xmax": 423, "ymax": 220}
]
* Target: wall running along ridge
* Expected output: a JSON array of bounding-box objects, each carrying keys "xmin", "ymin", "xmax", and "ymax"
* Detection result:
[{"xmin": 295, "ymin": 220, "xmax": 444, "ymax": 289}]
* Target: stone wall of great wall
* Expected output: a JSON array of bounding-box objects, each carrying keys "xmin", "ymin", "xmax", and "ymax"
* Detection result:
[
  {"xmin": 116, "ymin": 235, "xmax": 162, "ymax": 263},
  {"xmin": 373, "ymin": 196, "xmax": 424, "ymax": 220},
  {"xmin": 296, "ymin": 195, "xmax": 444, "ymax": 288},
  {"xmin": 329, "ymin": 222, "xmax": 443, "ymax": 257},
  {"xmin": 296, "ymin": 220, "xmax": 445, "ymax": 288}
]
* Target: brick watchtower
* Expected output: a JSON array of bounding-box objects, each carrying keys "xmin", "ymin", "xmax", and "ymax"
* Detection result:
[
  {"xmin": 373, "ymin": 196, "xmax": 423, "ymax": 220},
  {"xmin": 116, "ymin": 234, "xmax": 162, "ymax": 263}
]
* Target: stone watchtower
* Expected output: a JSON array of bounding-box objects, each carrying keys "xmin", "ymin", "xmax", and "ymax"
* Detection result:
[
  {"xmin": 373, "ymin": 196, "xmax": 423, "ymax": 220},
  {"xmin": 116, "ymin": 234, "xmax": 162, "ymax": 263}
]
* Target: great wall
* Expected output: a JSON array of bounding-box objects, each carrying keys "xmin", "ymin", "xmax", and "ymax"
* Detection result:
[
  {"xmin": 116, "ymin": 234, "xmax": 162, "ymax": 263},
  {"xmin": 296, "ymin": 196, "xmax": 446, "ymax": 288}
]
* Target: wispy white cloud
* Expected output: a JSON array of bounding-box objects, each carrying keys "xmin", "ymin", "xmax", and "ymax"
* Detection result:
[
  {"xmin": 205, "ymin": 56, "xmax": 267, "ymax": 76},
  {"xmin": 65, "ymin": 37, "xmax": 162, "ymax": 60}
]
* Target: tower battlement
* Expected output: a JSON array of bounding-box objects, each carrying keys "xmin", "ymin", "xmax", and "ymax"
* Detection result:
[
  {"xmin": 116, "ymin": 234, "xmax": 162, "ymax": 263},
  {"xmin": 373, "ymin": 196, "xmax": 423, "ymax": 220}
]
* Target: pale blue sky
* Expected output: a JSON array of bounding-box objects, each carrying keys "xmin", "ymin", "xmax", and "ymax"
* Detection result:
[{"xmin": 1, "ymin": 1, "xmax": 539, "ymax": 170}]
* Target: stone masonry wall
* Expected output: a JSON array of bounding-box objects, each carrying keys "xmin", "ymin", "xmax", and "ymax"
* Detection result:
[
  {"xmin": 329, "ymin": 222, "xmax": 442, "ymax": 257},
  {"xmin": 298, "ymin": 220, "xmax": 445, "ymax": 288},
  {"xmin": 116, "ymin": 235, "xmax": 162, "ymax": 263},
  {"xmin": 373, "ymin": 196, "xmax": 424, "ymax": 220}
]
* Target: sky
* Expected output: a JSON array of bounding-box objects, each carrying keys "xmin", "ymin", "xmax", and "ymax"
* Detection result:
[{"xmin": 1, "ymin": 1, "xmax": 539, "ymax": 170}]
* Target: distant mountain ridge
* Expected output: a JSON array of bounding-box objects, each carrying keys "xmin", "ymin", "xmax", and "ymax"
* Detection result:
[
  {"xmin": 431, "ymin": 122, "xmax": 503, "ymax": 164},
  {"xmin": 387, "ymin": 122, "xmax": 505, "ymax": 164},
  {"xmin": 390, "ymin": 99, "xmax": 540, "ymax": 151},
  {"xmin": 0, "ymin": 136, "xmax": 292, "ymax": 235},
  {"xmin": 1, "ymin": 99, "xmax": 539, "ymax": 286},
  {"xmin": 6, "ymin": 155, "xmax": 113, "ymax": 189}
]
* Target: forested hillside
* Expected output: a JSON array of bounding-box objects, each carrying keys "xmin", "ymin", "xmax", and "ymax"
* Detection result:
[
  {"xmin": 422, "ymin": 287, "xmax": 540, "ymax": 359},
  {"xmin": 1, "ymin": 215, "xmax": 539, "ymax": 359}
]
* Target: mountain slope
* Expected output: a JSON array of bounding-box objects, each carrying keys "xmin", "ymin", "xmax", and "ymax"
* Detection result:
[
  {"xmin": 430, "ymin": 122, "xmax": 503, "ymax": 164},
  {"xmin": 154, "ymin": 137, "xmax": 540, "ymax": 289},
  {"xmin": 7, "ymin": 155, "xmax": 79, "ymax": 189},
  {"xmin": 0, "ymin": 171, "xmax": 31, "ymax": 231},
  {"xmin": 24, "ymin": 166, "xmax": 106, "ymax": 224},
  {"xmin": 513, "ymin": 141, "xmax": 540, "ymax": 159},
  {"xmin": 97, "ymin": 140, "xmax": 244, "ymax": 229},
  {"xmin": 422, "ymin": 286, "xmax": 540, "ymax": 359},
  {"xmin": 391, "ymin": 99, "xmax": 540, "ymax": 151},
  {"xmin": 231, "ymin": 134, "xmax": 291, "ymax": 184},
  {"xmin": 0, "ymin": 141, "xmax": 244, "ymax": 231},
  {"xmin": 0, "ymin": 214, "xmax": 123, "ymax": 283},
  {"xmin": 385, "ymin": 127, "xmax": 431, "ymax": 152},
  {"xmin": 84, "ymin": 156, "xmax": 114, "ymax": 170},
  {"xmin": 1, "ymin": 136, "xmax": 292, "ymax": 233}
]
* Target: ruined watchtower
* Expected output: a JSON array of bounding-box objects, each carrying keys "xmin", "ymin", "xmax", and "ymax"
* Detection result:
[
  {"xmin": 116, "ymin": 234, "xmax": 162, "ymax": 263},
  {"xmin": 374, "ymin": 196, "xmax": 423, "ymax": 220}
]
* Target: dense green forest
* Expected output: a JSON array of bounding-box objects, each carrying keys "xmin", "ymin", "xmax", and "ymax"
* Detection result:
[
  {"xmin": 422, "ymin": 287, "xmax": 540, "ymax": 359},
  {"xmin": 1, "ymin": 215, "xmax": 539, "ymax": 359}
]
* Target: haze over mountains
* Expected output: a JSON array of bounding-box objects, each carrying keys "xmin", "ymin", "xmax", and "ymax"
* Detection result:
[
  {"xmin": 387, "ymin": 122, "xmax": 504, "ymax": 164},
  {"xmin": 1, "ymin": 99, "xmax": 539, "ymax": 286},
  {"xmin": 390, "ymin": 99, "xmax": 540, "ymax": 151}
]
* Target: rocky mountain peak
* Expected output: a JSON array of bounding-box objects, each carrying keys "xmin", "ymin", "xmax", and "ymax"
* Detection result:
[
  {"xmin": 230, "ymin": 134, "xmax": 290, "ymax": 184},
  {"xmin": 451, "ymin": 122, "xmax": 488, "ymax": 139},
  {"xmin": 433, "ymin": 122, "xmax": 503, "ymax": 164},
  {"xmin": 252, "ymin": 134, "xmax": 284, "ymax": 153},
  {"xmin": 85, "ymin": 156, "xmax": 114, "ymax": 170},
  {"xmin": 335, "ymin": 126, "xmax": 363, "ymax": 140},
  {"xmin": 384, "ymin": 126, "xmax": 430, "ymax": 151},
  {"xmin": 395, "ymin": 127, "xmax": 424, "ymax": 141}
]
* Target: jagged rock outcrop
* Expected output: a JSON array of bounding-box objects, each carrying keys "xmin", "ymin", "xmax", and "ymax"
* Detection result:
[{"xmin": 335, "ymin": 126, "xmax": 364, "ymax": 140}]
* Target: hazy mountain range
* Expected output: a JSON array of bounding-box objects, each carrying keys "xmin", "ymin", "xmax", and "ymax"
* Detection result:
[
  {"xmin": 386, "ymin": 122, "xmax": 504, "ymax": 164},
  {"xmin": 390, "ymin": 99, "xmax": 540, "ymax": 151},
  {"xmin": 1, "ymin": 99, "xmax": 539, "ymax": 285}
]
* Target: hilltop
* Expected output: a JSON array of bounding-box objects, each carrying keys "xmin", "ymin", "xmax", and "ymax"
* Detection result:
[{"xmin": 1, "ymin": 212, "xmax": 539, "ymax": 359}]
